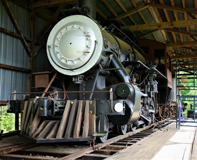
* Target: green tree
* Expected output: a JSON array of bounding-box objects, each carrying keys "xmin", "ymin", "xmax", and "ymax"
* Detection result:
[{"xmin": 0, "ymin": 106, "xmax": 15, "ymax": 133}]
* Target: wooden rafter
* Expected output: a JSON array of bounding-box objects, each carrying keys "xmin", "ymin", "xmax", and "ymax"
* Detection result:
[
  {"xmin": 0, "ymin": 101, "xmax": 7, "ymax": 106},
  {"xmin": 195, "ymin": 0, "xmax": 197, "ymax": 42},
  {"xmin": 171, "ymin": 52, "xmax": 187, "ymax": 55},
  {"xmin": 121, "ymin": 19, "xmax": 197, "ymax": 31},
  {"xmin": 32, "ymin": 0, "xmax": 75, "ymax": 8},
  {"xmin": 101, "ymin": 0, "xmax": 127, "ymax": 26},
  {"xmin": 0, "ymin": 63, "xmax": 31, "ymax": 73},
  {"xmin": 182, "ymin": 0, "xmax": 193, "ymax": 60},
  {"xmin": 166, "ymin": 41, "xmax": 197, "ymax": 47},
  {"xmin": 0, "ymin": 27, "xmax": 31, "ymax": 42},
  {"xmin": 151, "ymin": 3, "xmax": 197, "ymax": 15},
  {"xmin": 171, "ymin": 55, "xmax": 197, "ymax": 59},
  {"xmin": 115, "ymin": 4, "xmax": 149, "ymax": 20},
  {"xmin": 180, "ymin": 0, "xmax": 187, "ymax": 53},
  {"xmin": 164, "ymin": 29, "xmax": 197, "ymax": 37},
  {"xmin": 33, "ymin": 4, "xmax": 66, "ymax": 45},
  {"xmin": 151, "ymin": 3, "xmax": 174, "ymax": 53},
  {"xmin": 116, "ymin": 0, "xmax": 139, "ymax": 29},
  {"xmin": 2, "ymin": 0, "xmax": 32, "ymax": 57},
  {"xmin": 172, "ymin": 62, "xmax": 197, "ymax": 67},
  {"xmin": 131, "ymin": 1, "xmax": 158, "ymax": 40},
  {"xmin": 96, "ymin": 8, "xmax": 107, "ymax": 20},
  {"xmin": 9, "ymin": 0, "xmax": 32, "ymax": 11},
  {"xmin": 145, "ymin": 1, "xmax": 167, "ymax": 42},
  {"xmin": 170, "ymin": 0, "xmax": 182, "ymax": 53},
  {"xmin": 175, "ymin": 68, "xmax": 196, "ymax": 72},
  {"xmin": 181, "ymin": 47, "xmax": 197, "ymax": 53},
  {"xmin": 160, "ymin": 0, "xmax": 180, "ymax": 53},
  {"xmin": 136, "ymin": 30, "xmax": 158, "ymax": 38},
  {"xmin": 29, "ymin": 9, "xmax": 35, "ymax": 92},
  {"xmin": 8, "ymin": 0, "xmax": 57, "ymax": 22}
]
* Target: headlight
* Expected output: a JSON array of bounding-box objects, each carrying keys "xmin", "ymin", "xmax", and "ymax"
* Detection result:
[{"xmin": 114, "ymin": 103, "xmax": 124, "ymax": 112}]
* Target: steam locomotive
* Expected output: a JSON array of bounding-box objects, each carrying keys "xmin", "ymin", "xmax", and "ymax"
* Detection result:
[{"xmin": 8, "ymin": 14, "xmax": 172, "ymax": 143}]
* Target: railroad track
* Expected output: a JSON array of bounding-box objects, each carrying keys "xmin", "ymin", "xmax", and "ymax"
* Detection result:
[{"xmin": 0, "ymin": 120, "xmax": 171, "ymax": 160}]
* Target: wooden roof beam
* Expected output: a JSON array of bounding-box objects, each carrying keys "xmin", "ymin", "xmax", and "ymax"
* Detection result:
[
  {"xmin": 96, "ymin": 8, "xmax": 107, "ymax": 20},
  {"xmin": 32, "ymin": 0, "xmax": 75, "ymax": 8},
  {"xmin": 101, "ymin": 0, "xmax": 127, "ymax": 26},
  {"xmin": 146, "ymin": 1, "xmax": 167, "ymax": 42},
  {"xmin": 172, "ymin": 62, "xmax": 197, "ymax": 67},
  {"xmin": 180, "ymin": 47, "xmax": 197, "ymax": 53},
  {"xmin": 166, "ymin": 41, "xmax": 197, "ymax": 47},
  {"xmin": 151, "ymin": 3, "xmax": 197, "ymax": 15},
  {"xmin": 116, "ymin": 0, "xmax": 139, "ymax": 28},
  {"xmin": 136, "ymin": 29, "xmax": 158, "ymax": 38},
  {"xmin": 0, "ymin": 27, "xmax": 31, "ymax": 42},
  {"xmin": 131, "ymin": 1, "xmax": 158, "ymax": 41},
  {"xmin": 164, "ymin": 29, "xmax": 197, "ymax": 37},
  {"xmin": 171, "ymin": 55, "xmax": 197, "ymax": 59},
  {"xmin": 160, "ymin": 0, "xmax": 181, "ymax": 53},
  {"xmin": 121, "ymin": 19, "xmax": 197, "ymax": 31},
  {"xmin": 0, "ymin": 63, "xmax": 31, "ymax": 73},
  {"xmin": 115, "ymin": 4, "xmax": 150, "ymax": 20}
]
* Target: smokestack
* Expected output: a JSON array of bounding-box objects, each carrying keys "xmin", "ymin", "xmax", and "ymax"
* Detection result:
[{"xmin": 77, "ymin": 0, "xmax": 97, "ymax": 19}]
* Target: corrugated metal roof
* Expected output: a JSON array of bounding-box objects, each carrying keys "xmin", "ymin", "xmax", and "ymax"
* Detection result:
[
  {"xmin": 146, "ymin": 34, "xmax": 155, "ymax": 40},
  {"xmin": 134, "ymin": 0, "xmax": 144, "ymax": 6},
  {"xmin": 120, "ymin": 0, "xmax": 134, "ymax": 11},
  {"xmin": 106, "ymin": 0, "xmax": 124, "ymax": 15},
  {"xmin": 157, "ymin": 8, "xmax": 167, "ymax": 22},
  {"xmin": 131, "ymin": 13, "xmax": 144, "ymax": 24},
  {"xmin": 186, "ymin": 1, "xmax": 195, "ymax": 9},
  {"xmin": 154, "ymin": 30, "xmax": 165, "ymax": 43},
  {"xmin": 122, "ymin": 17, "xmax": 134, "ymax": 25},
  {"xmin": 97, "ymin": 1, "xmax": 114, "ymax": 18},
  {"xmin": 177, "ymin": 12, "xmax": 184, "ymax": 21},
  {"xmin": 163, "ymin": 0, "xmax": 172, "ymax": 6},
  {"xmin": 167, "ymin": 10, "xmax": 175, "ymax": 21},
  {"xmin": 141, "ymin": 9, "xmax": 155, "ymax": 24},
  {"xmin": 167, "ymin": 32, "xmax": 174, "ymax": 42}
]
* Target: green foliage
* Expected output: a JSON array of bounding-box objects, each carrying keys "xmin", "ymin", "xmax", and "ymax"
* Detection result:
[{"xmin": 0, "ymin": 106, "xmax": 15, "ymax": 133}]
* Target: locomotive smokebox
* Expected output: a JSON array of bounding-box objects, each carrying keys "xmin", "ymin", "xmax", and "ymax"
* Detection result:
[{"xmin": 47, "ymin": 15, "xmax": 103, "ymax": 76}]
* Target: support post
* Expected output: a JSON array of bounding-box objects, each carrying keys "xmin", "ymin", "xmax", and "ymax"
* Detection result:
[
  {"xmin": 29, "ymin": 11, "xmax": 35, "ymax": 92},
  {"xmin": 15, "ymin": 110, "xmax": 19, "ymax": 131}
]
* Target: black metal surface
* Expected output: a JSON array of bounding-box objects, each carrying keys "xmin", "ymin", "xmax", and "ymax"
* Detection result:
[
  {"xmin": 110, "ymin": 54, "xmax": 130, "ymax": 83},
  {"xmin": 77, "ymin": 0, "xmax": 97, "ymax": 19},
  {"xmin": 122, "ymin": 60, "xmax": 150, "ymax": 70}
]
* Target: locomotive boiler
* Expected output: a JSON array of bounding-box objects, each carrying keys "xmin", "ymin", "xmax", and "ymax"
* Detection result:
[{"xmin": 8, "ymin": 14, "xmax": 168, "ymax": 143}]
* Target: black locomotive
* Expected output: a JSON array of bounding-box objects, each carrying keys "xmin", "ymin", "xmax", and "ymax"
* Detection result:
[{"xmin": 8, "ymin": 5, "xmax": 172, "ymax": 143}]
